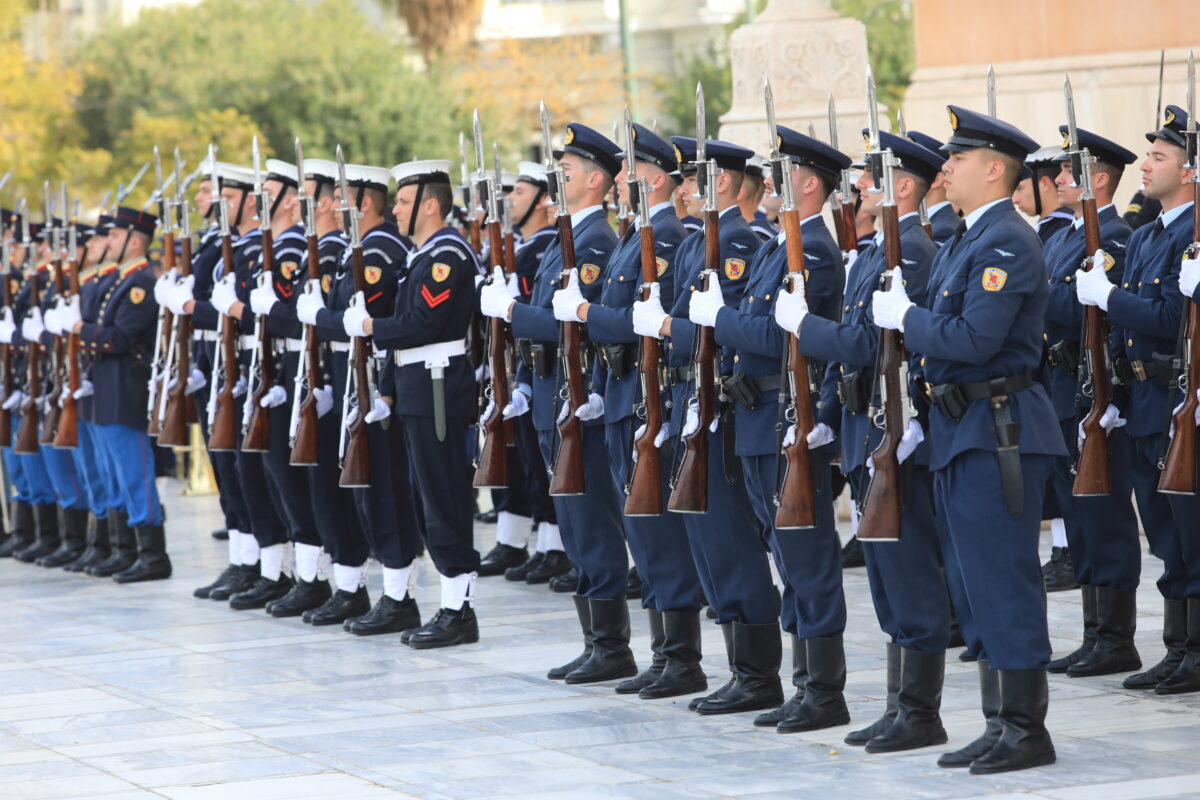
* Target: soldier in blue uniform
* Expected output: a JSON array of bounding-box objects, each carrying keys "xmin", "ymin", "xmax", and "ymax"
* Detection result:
[
  {"xmin": 61, "ymin": 206, "xmax": 171, "ymax": 583},
  {"xmin": 906, "ymin": 131, "xmax": 960, "ymax": 246},
  {"xmin": 1040, "ymin": 128, "xmax": 1141, "ymax": 678},
  {"xmin": 740, "ymin": 156, "xmax": 777, "ymax": 241},
  {"xmin": 1014, "ymin": 145, "xmax": 1076, "ymax": 245},
  {"xmin": 871, "ymin": 106, "xmax": 1066, "ymax": 773},
  {"xmin": 482, "ymin": 123, "xmax": 636, "ymax": 681},
  {"xmin": 690, "ymin": 126, "xmax": 850, "ymax": 732},
  {"xmin": 345, "ymin": 158, "xmax": 483, "ymax": 648},
  {"xmin": 1080, "ymin": 105, "xmax": 1199, "ymax": 695}
]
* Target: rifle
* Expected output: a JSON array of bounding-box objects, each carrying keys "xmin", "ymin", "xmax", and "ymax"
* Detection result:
[
  {"xmin": 1159, "ymin": 53, "xmax": 1200, "ymax": 494},
  {"xmin": 472, "ymin": 123, "xmax": 514, "ymax": 489},
  {"xmin": 336, "ymin": 146, "xmax": 372, "ymax": 488},
  {"xmin": 857, "ymin": 72, "xmax": 908, "ymax": 540},
  {"xmin": 207, "ymin": 145, "xmax": 241, "ymax": 452},
  {"xmin": 240, "ymin": 136, "xmax": 274, "ymax": 452},
  {"xmin": 14, "ymin": 187, "xmax": 46, "ymax": 456},
  {"xmin": 157, "ymin": 148, "xmax": 195, "ymax": 447},
  {"xmin": 39, "ymin": 191, "xmax": 66, "ymax": 446},
  {"xmin": 0, "ymin": 204, "xmax": 16, "ymax": 447},
  {"xmin": 50, "ymin": 186, "xmax": 81, "ymax": 449},
  {"xmin": 289, "ymin": 136, "xmax": 322, "ymax": 466},
  {"xmin": 896, "ymin": 110, "xmax": 936, "ymax": 242},
  {"xmin": 827, "ymin": 94, "xmax": 858, "ymax": 255},
  {"xmin": 146, "ymin": 147, "xmax": 175, "ymax": 439},
  {"xmin": 542, "ymin": 101, "xmax": 586, "ymax": 496},
  {"xmin": 623, "ymin": 107, "xmax": 666, "ymax": 516},
  {"xmin": 669, "ymin": 82, "xmax": 718, "ymax": 513}
]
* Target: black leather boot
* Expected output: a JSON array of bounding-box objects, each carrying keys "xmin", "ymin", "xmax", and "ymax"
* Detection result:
[
  {"xmin": 866, "ymin": 648, "xmax": 948, "ymax": 753},
  {"xmin": 616, "ymin": 610, "xmax": 665, "ymax": 694},
  {"xmin": 844, "ymin": 641, "xmax": 900, "ymax": 745},
  {"xmin": 477, "ymin": 543, "xmax": 527, "ymax": 577},
  {"xmin": 640, "ymin": 610, "xmax": 707, "ymax": 699},
  {"xmin": 1044, "ymin": 547, "xmax": 1079, "ymax": 592},
  {"xmin": 1124, "ymin": 599, "xmax": 1187, "ymax": 689},
  {"xmin": 969, "ymin": 669, "xmax": 1055, "ymax": 774},
  {"xmin": 626, "ymin": 566, "xmax": 642, "ymax": 599},
  {"xmin": 64, "ymin": 515, "xmax": 109, "ymax": 572},
  {"xmin": 525, "ymin": 550, "xmax": 571, "ymax": 584},
  {"xmin": 505, "ymin": 551, "xmax": 544, "ymax": 581},
  {"xmin": 16, "ymin": 504, "xmax": 61, "ymax": 563},
  {"xmin": 777, "ymin": 636, "xmax": 849, "ymax": 732},
  {"xmin": 229, "ymin": 574, "xmax": 293, "ymax": 609},
  {"xmin": 692, "ymin": 622, "xmax": 735, "ymax": 711},
  {"xmin": 938, "ymin": 660, "xmax": 1001, "ymax": 768},
  {"xmin": 406, "ymin": 604, "xmax": 480, "ymax": 649},
  {"xmin": 344, "ymin": 594, "xmax": 422, "ymax": 635},
  {"xmin": 208, "ymin": 564, "xmax": 259, "ymax": 601},
  {"xmin": 564, "ymin": 597, "xmax": 638, "ymax": 684},
  {"xmin": 212, "ymin": 528, "xmax": 229, "ymax": 540},
  {"xmin": 1048, "ymin": 584, "xmax": 1097, "ymax": 673},
  {"xmin": 86, "ymin": 510, "xmax": 136, "ymax": 577},
  {"xmin": 549, "ymin": 595, "xmax": 593, "ymax": 680},
  {"xmin": 113, "ymin": 525, "xmax": 172, "ymax": 583},
  {"xmin": 696, "ymin": 621, "xmax": 783, "ymax": 715},
  {"xmin": 37, "ymin": 507, "xmax": 88, "ymax": 567},
  {"xmin": 305, "ymin": 587, "xmax": 371, "ymax": 625},
  {"xmin": 267, "ymin": 578, "xmax": 332, "ymax": 618},
  {"xmin": 549, "ymin": 566, "xmax": 579, "ymax": 593},
  {"xmin": 948, "ymin": 595, "xmax": 966, "ymax": 649},
  {"xmin": 0, "ymin": 502, "xmax": 35, "ymax": 558},
  {"xmin": 1068, "ymin": 586, "xmax": 1141, "ymax": 677},
  {"xmin": 755, "ymin": 634, "xmax": 808, "ymax": 727},
  {"xmin": 841, "ymin": 535, "xmax": 865, "ymax": 568},
  {"xmin": 1154, "ymin": 598, "xmax": 1200, "ymax": 695},
  {"xmin": 195, "ymin": 564, "xmax": 242, "ymax": 599}
]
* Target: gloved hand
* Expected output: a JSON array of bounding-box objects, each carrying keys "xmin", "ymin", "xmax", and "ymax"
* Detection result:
[
  {"xmin": 296, "ymin": 280, "xmax": 324, "ymax": 325},
  {"xmin": 773, "ymin": 281, "xmax": 808, "ymax": 335},
  {"xmin": 364, "ymin": 396, "xmax": 391, "ymax": 424},
  {"xmin": 480, "ymin": 266, "xmax": 515, "ymax": 320},
  {"xmin": 1075, "ymin": 250, "xmax": 1115, "ymax": 310},
  {"xmin": 0, "ymin": 308, "xmax": 14, "ymax": 343},
  {"xmin": 72, "ymin": 380, "xmax": 94, "ymax": 400},
  {"xmin": 1078, "ymin": 403, "xmax": 1129, "ymax": 449},
  {"xmin": 631, "ymin": 421, "xmax": 671, "ymax": 462},
  {"xmin": 21, "ymin": 308, "xmax": 44, "ymax": 343},
  {"xmin": 574, "ymin": 392, "xmax": 605, "ymax": 421},
  {"xmin": 843, "ymin": 249, "xmax": 859, "ymax": 270},
  {"xmin": 211, "ymin": 274, "xmax": 239, "ymax": 315},
  {"xmin": 184, "ymin": 368, "xmax": 206, "ymax": 395},
  {"xmin": 681, "ymin": 398, "xmax": 719, "ymax": 437},
  {"xmin": 44, "ymin": 301, "xmax": 62, "ymax": 335},
  {"xmin": 871, "ymin": 267, "xmax": 913, "ymax": 331},
  {"xmin": 780, "ymin": 422, "xmax": 834, "ymax": 449},
  {"xmin": 58, "ymin": 384, "xmax": 70, "ymax": 407},
  {"xmin": 552, "ymin": 268, "xmax": 586, "ymax": 323},
  {"xmin": 232, "ymin": 374, "xmax": 247, "ymax": 397},
  {"xmin": 249, "ymin": 282, "xmax": 278, "ymax": 316},
  {"xmin": 1180, "ymin": 255, "xmax": 1200, "ymax": 299},
  {"xmin": 2, "ymin": 389, "xmax": 25, "ymax": 410},
  {"xmin": 502, "ymin": 388, "xmax": 530, "ymax": 419},
  {"xmin": 166, "ymin": 274, "xmax": 195, "ymax": 315},
  {"xmin": 312, "ymin": 385, "xmax": 333, "ymax": 418},
  {"xmin": 259, "ymin": 385, "xmax": 287, "ymax": 408},
  {"xmin": 688, "ymin": 278, "xmax": 724, "ymax": 327},
  {"xmin": 57, "ymin": 296, "xmax": 82, "ymax": 331},
  {"xmin": 154, "ymin": 269, "xmax": 178, "ymax": 305},
  {"xmin": 343, "ymin": 292, "xmax": 370, "ymax": 337},
  {"xmin": 897, "ymin": 419, "xmax": 925, "ymax": 463},
  {"xmin": 632, "ymin": 283, "xmax": 668, "ymax": 339},
  {"xmin": 505, "ymin": 272, "xmax": 521, "ymax": 299}
]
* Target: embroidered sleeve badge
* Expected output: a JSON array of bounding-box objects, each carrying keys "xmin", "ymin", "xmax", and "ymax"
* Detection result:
[
  {"xmin": 432, "ymin": 263, "xmax": 451, "ymax": 283},
  {"xmin": 655, "ymin": 257, "xmax": 668, "ymax": 277},
  {"xmin": 724, "ymin": 258, "xmax": 746, "ymax": 280},
  {"xmin": 580, "ymin": 264, "xmax": 601, "ymax": 284},
  {"xmin": 130, "ymin": 287, "xmax": 146, "ymax": 304},
  {"xmin": 982, "ymin": 267, "xmax": 1008, "ymax": 292},
  {"xmin": 365, "ymin": 266, "xmax": 382, "ymax": 285}
]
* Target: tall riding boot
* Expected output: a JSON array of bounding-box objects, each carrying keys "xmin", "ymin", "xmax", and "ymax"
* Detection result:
[
  {"xmin": 1047, "ymin": 584, "xmax": 1097, "ymax": 673},
  {"xmin": 564, "ymin": 597, "xmax": 638, "ymax": 684},
  {"xmin": 38, "ymin": 507, "xmax": 89, "ymax": 567},
  {"xmin": 548, "ymin": 595, "xmax": 594, "ymax": 680},
  {"xmin": 756, "ymin": 634, "xmax": 809, "ymax": 727},
  {"xmin": 1068, "ymin": 586, "xmax": 1141, "ymax": 677},
  {"xmin": 0, "ymin": 502, "xmax": 36, "ymax": 558},
  {"xmin": 696, "ymin": 621, "xmax": 783, "ymax": 715},
  {"xmin": 113, "ymin": 525, "xmax": 172, "ymax": 583},
  {"xmin": 64, "ymin": 515, "xmax": 109, "ymax": 572},
  {"xmin": 15, "ymin": 504, "xmax": 61, "ymax": 563},
  {"xmin": 691, "ymin": 622, "xmax": 735, "ymax": 711},
  {"xmin": 616, "ymin": 610, "xmax": 665, "ymax": 694},
  {"xmin": 844, "ymin": 641, "xmax": 901, "ymax": 744},
  {"xmin": 777, "ymin": 636, "xmax": 849, "ymax": 732},
  {"xmin": 86, "ymin": 510, "xmax": 136, "ymax": 577},
  {"xmin": 1124, "ymin": 599, "xmax": 1187, "ymax": 689},
  {"xmin": 1154, "ymin": 597, "xmax": 1200, "ymax": 695},
  {"xmin": 640, "ymin": 610, "xmax": 707, "ymax": 699},
  {"xmin": 968, "ymin": 669, "xmax": 1054, "ymax": 774},
  {"xmin": 938, "ymin": 660, "xmax": 1001, "ymax": 768},
  {"xmin": 866, "ymin": 648, "xmax": 948, "ymax": 753}
]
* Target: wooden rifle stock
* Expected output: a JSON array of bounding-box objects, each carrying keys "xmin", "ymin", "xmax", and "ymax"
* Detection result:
[
  {"xmin": 289, "ymin": 232, "xmax": 323, "ymax": 466},
  {"xmin": 147, "ymin": 229, "xmax": 175, "ymax": 438},
  {"xmin": 14, "ymin": 265, "xmax": 42, "ymax": 455},
  {"xmin": 241, "ymin": 229, "xmax": 274, "ymax": 452},
  {"xmin": 208, "ymin": 234, "xmax": 240, "ymax": 452},
  {"xmin": 1072, "ymin": 197, "xmax": 1113, "ymax": 496},
  {"xmin": 473, "ymin": 221, "xmax": 513, "ymax": 488},
  {"xmin": 52, "ymin": 248, "xmax": 86, "ymax": 449},
  {"xmin": 39, "ymin": 257, "xmax": 66, "ymax": 445},
  {"xmin": 625, "ymin": 225, "xmax": 665, "ymax": 516},
  {"xmin": 548, "ymin": 216, "xmax": 586, "ymax": 496},
  {"xmin": 837, "ymin": 199, "xmax": 857, "ymax": 254},
  {"xmin": 0, "ymin": 272, "xmax": 13, "ymax": 446},
  {"xmin": 339, "ymin": 245, "xmax": 371, "ymax": 488},
  {"xmin": 157, "ymin": 233, "xmax": 194, "ymax": 447}
]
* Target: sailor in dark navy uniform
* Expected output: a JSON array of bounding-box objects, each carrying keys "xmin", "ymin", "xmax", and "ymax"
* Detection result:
[
  {"xmin": 906, "ymin": 131, "xmax": 961, "ymax": 247},
  {"xmin": 346, "ymin": 158, "xmax": 483, "ymax": 648}
]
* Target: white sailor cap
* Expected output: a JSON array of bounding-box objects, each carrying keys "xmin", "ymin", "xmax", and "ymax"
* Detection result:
[
  {"xmin": 216, "ymin": 163, "xmax": 256, "ymax": 190},
  {"xmin": 516, "ymin": 161, "xmax": 548, "ymax": 186},
  {"xmin": 389, "ymin": 159, "xmax": 452, "ymax": 189},
  {"xmin": 1025, "ymin": 145, "xmax": 1062, "ymax": 167},
  {"xmin": 500, "ymin": 171, "xmax": 519, "ymax": 190},
  {"xmin": 746, "ymin": 154, "xmax": 769, "ymax": 179},
  {"xmin": 302, "ymin": 158, "xmax": 338, "ymax": 184},
  {"xmin": 343, "ymin": 164, "xmax": 391, "ymax": 191},
  {"xmin": 265, "ymin": 159, "xmax": 299, "ymax": 187}
]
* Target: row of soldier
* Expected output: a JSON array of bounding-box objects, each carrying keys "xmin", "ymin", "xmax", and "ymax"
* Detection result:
[{"xmin": 0, "ymin": 62, "xmax": 1198, "ymax": 778}]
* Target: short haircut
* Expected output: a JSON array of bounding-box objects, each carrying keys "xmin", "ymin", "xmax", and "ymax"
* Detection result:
[
  {"xmin": 1094, "ymin": 161, "xmax": 1124, "ymax": 194},
  {"xmin": 743, "ymin": 169, "xmax": 764, "ymax": 201},
  {"xmin": 360, "ymin": 186, "xmax": 388, "ymax": 214},
  {"xmin": 724, "ymin": 169, "xmax": 745, "ymax": 196},
  {"xmin": 425, "ymin": 182, "xmax": 453, "ymax": 219},
  {"xmin": 578, "ymin": 157, "xmax": 614, "ymax": 194},
  {"xmin": 797, "ymin": 165, "xmax": 835, "ymax": 200},
  {"xmin": 994, "ymin": 152, "xmax": 1023, "ymax": 194}
]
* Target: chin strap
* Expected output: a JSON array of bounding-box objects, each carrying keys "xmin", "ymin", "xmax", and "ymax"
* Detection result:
[{"xmin": 515, "ymin": 185, "xmax": 547, "ymax": 231}]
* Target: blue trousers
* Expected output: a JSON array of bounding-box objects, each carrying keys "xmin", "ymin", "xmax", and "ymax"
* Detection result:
[
  {"xmin": 261, "ymin": 353, "xmax": 321, "ymax": 548},
  {"xmin": 401, "ymin": 415, "xmax": 477, "ymax": 577},
  {"xmin": 355, "ymin": 417, "xmax": 423, "ymax": 570},
  {"xmin": 74, "ymin": 421, "xmax": 114, "ymax": 517},
  {"xmin": 1130, "ymin": 434, "xmax": 1189, "ymax": 599},
  {"xmin": 41, "ymin": 445, "xmax": 87, "ymax": 511},
  {"xmin": 9, "ymin": 416, "xmax": 55, "ymax": 505},
  {"xmin": 93, "ymin": 424, "xmax": 163, "ymax": 527},
  {"xmin": 194, "ymin": 342, "xmax": 252, "ymax": 532}
]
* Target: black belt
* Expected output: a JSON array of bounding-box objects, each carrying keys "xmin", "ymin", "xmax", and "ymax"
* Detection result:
[
  {"xmin": 668, "ymin": 366, "xmax": 692, "ymax": 385},
  {"xmin": 597, "ymin": 343, "xmax": 636, "ymax": 376},
  {"xmin": 1111, "ymin": 356, "xmax": 1172, "ymax": 386},
  {"xmin": 724, "ymin": 373, "xmax": 781, "ymax": 410},
  {"xmin": 925, "ymin": 370, "xmax": 1035, "ymax": 421}
]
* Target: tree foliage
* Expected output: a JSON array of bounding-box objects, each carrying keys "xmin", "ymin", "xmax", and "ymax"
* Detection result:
[{"xmin": 397, "ymin": 0, "xmax": 485, "ymax": 65}]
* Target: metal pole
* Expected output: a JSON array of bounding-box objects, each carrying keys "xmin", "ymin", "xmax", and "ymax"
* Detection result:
[{"xmin": 618, "ymin": 0, "xmax": 639, "ymax": 117}]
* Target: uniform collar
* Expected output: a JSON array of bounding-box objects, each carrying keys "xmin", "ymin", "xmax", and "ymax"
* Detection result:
[
  {"xmin": 1160, "ymin": 201, "xmax": 1194, "ymax": 230},
  {"xmin": 926, "ymin": 200, "xmax": 952, "ymax": 217},
  {"xmin": 872, "ymin": 211, "xmax": 918, "ymax": 245},
  {"xmin": 774, "ymin": 212, "xmax": 823, "ymax": 244},
  {"xmin": 1071, "ymin": 203, "xmax": 1115, "ymax": 229},
  {"xmin": 118, "ymin": 256, "xmax": 149, "ymax": 278},
  {"xmin": 570, "ymin": 204, "xmax": 603, "ymax": 227},
  {"xmin": 964, "ymin": 198, "xmax": 1010, "ymax": 230},
  {"xmin": 635, "ymin": 202, "xmax": 674, "ymax": 230}
]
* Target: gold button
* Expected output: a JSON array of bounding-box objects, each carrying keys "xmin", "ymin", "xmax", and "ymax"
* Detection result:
[
  {"xmin": 1124, "ymin": 282, "xmax": 1129, "ymax": 288},
  {"xmin": 858, "ymin": 300, "xmax": 864, "ymax": 307},
  {"xmin": 943, "ymin": 290, "xmax": 949, "ymax": 296},
  {"xmin": 734, "ymin": 355, "xmax": 740, "ymax": 363},
  {"xmin": 920, "ymin": 357, "xmax": 926, "ymax": 366},
  {"xmin": 844, "ymin": 305, "xmax": 850, "ymax": 311},
  {"xmin": 765, "ymin": 294, "xmax": 771, "ymax": 301},
  {"xmin": 748, "ymin": 297, "xmax": 754, "ymax": 304},
  {"xmin": 618, "ymin": 276, "xmax": 624, "ymax": 281},
  {"xmin": 1065, "ymin": 276, "xmax": 1072, "ymax": 282},
  {"xmin": 1043, "ymin": 333, "xmax": 1048, "ymax": 340},
  {"xmin": 1127, "ymin": 339, "xmax": 1134, "ymax": 347},
  {"xmin": 1155, "ymin": 278, "xmax": 1161, "ymax": 284}
]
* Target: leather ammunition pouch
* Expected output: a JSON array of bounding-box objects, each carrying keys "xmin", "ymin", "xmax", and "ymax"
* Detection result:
[
  {"xmin": 597, "ymin": 343, "xmax": 636, "ymax": 377},
  {"xmin": 925, "ymin": 371, "xmax": 1034, "ymax": 423},
  {"xmin": 1111, "ymin": 355, "xmax": 1173, "ymax": 387},
  {"xmin": 1046, "ymin": 340, "xmax": 1080, "ymax": 373},
  {"xmin": 528, "ymin": 343, "xmax": 558, "ymax": 379},
  {"xmin": 668, "ymin": 366, "xmax": 693, "ymax": 386},
  {"xmin": 724, "ymin": 373, "xmax": 781, "ymax": 410},
  {"xmin": 837, "ymin": 370, "xmax": 873, "ymax": 414}
]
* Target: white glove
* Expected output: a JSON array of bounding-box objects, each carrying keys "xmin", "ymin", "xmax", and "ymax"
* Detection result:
[
  {"xmin": 1180, "ymin": 255, "xmax": 1200, "ymax": 299},
  {"xmin": 505, "ymin": 272, "xmax": 521, "ymax": 299},
  {"xmin": 44, "ymin": 302, "xmax": 62, "ymax": 336},
  {"xmin": 166, "ymin": 274, "xmax": 194, "ymax": 315},
  {"xmin": 58, "ymin": 296, "xmax": 82, "ymax": 331},
  {"xmin": 0, "ymin": 308, "xmax": 14, "ymax": 343},
  {"xmin": 72, "ymin": 380, "xmax": 94, "ymax": 400},
  {"xmin": 57, "ymin": 384, "xmax": 69, "ymax": 407},
  {"xmin": 631, "ymin": 421, "xmax": 671, "ymax": 462},
  {"xmin": 153, "ymin": 269, "xmax": 178, "ymax": 305},
  {"xmin": 688, "ymin": 278, "xmax": 724, "ymax": 327},
  {"xmin": 364, "ymin": 396, "xmax": 391, "ymax": 424},
  {"xmin": 773, "ymin": 281, "xmax": 808, "ymax": 335},
  {"xmin": 843, "ymin": 249, "xmax": 859, "ymax": 270},
  {"xmin": 552, "ymin": 268, "xmax": 586, "ymax": 323},
  {"xmin": 897, "ymin": 419, "xmax": 924, "ymax": 463},
  {"xmin": 681, "ymin": 398, "xmax": 719, "ymax": 436},
  {"xmin": 232, "ymin": 374, "xmax": 247, "ymax": 397},
  {"xmin": 807, "ymin": 422, "xmax": 834, "ymax": 449},
  {"xmin": 259, "ymin": 384, "xmax": 287, "ymax": 408},
  {"xmin": 871, "ymin": 267, "xmax": 914, "ymax": 332},
  {"xmin": 2, "ymin": 389, "xmax": 25, "ymax": 410},
  {"xmin": 574, "ymin": 392, "xmax": 605, "ymax": 421},
  {"xmin": 342, "ymin": 292, "xmax": 370, "ymax": 337},
  {"xmin": 502, "ymin": 388, "xmax": 530, "ymax": 419},
  {"xmin": 211, "ymin": 274, "xmax": 239, "ymax": 315},
  {"xmin": 1075, "ymin": 251, "xmax": 1114, "ymax": 310},
  {"xmin": 296, "ymin": 280, "xmax": 324, "ymax": 325},
  {"xmin": 184, "ymin": 368, "xmax": 206, "ymax": 395},
  {"xmin": 480, "ymin": 266, "xmax": 515, "ymax": 320},
  {"xmin": 249, "ymin": 282, "xmax": 278, "ymax": 316},
  {"xmin": 632, "ymin": 283, "xmax": 668, "ymax": 339},
  {"xmin": 21, "ymin": 308, "xmax": 44, "ymax": 343},
  {"xmin": 1079, "ymin": 403, "xmax": 1128, "ymax": 448},
  {"xmin": 313, "ymin": 385, "xmax": 333, "ymax": 418}
]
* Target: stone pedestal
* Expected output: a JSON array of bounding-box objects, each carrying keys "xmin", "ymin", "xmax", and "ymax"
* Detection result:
[{"xmin": 719, "ymin": 0, "xmax": 870, "ymax": 155}]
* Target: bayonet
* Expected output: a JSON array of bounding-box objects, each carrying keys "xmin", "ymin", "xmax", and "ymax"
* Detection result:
[
  {"xmin": 210, "ymin": 144, "xmax": 230, "ymax": 238},
  {"xmin": 295, "ymin": 136, "xmax": 314, "ymax": 238},
  {"xmin": 1064, "ymin": 74, "xmax": 1093, "ymax": 198},
  {"xmin": 117, "ymin": 161, "xmax": 150, "ymax": 204},
  {"xmin": 1187, "ymin": 50, "xmax": 1197, "ymax": 172},
  {"xmin": 0, "ymin": 172, "xmax": 11, "ymax": 195},
  {"xmin": 540, "ymin": 100, "xmax": 567, "ymax": 215},
  {"xmin": 1157, "ymin": 49, "xmax": 1166, "ymax": 129},
  {"xmin": 623, "ymin": 105, "xmax": 641, "ymax": 216},
  {"xmin": 97, "ymin": 190, "xmax": 112, "ymax": 216},
  {"xmin": 987, "ymin": 64, "xmax": 996, "ymax": 117},
  {"xmin": 867, "ymin": 67, "xmax": 883, "ymax": 192},
  {"xmin": 458, "ymin": 131, "xmax": 471, "ymax": 211},
  {"xmin": 696, "ymin": 82, "xmax": 716, "ymax": 212},
  {"xmin": 807, "ymin": 121, "xmax": 816, "ymax": 139},
  {"xmin": 252, "ymin": 135, "xmax": 269, "ymax": 231},
  {"xmin": 492, "ymin": 141, "xmax": 505, "ymax": 223},
  {"xmin": 335, "ymin": 145, "xmax": 361, "ymax": 249},
  {"xmin": 827, "ymin": 93, "xmax": 840, "ymax": 153},
  {"xmin": 174, "ymin": 147, "xmax": 190, "ymax": 240},
  {"xmin": 764, "ymin": 79, "xmax": 795, "ymax": 212}
]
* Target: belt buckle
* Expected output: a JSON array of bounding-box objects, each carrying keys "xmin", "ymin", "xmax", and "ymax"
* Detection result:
[{"xmin": 1132, "ymin": 360, "xmax": 1147, "ymax": 382}]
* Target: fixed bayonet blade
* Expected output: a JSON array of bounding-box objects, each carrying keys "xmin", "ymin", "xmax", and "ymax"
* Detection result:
[
  {"xmin": 1157, "ymin": 49, "xmax": 1166, "ymax": 129},
  {"xmin": 764, "ymin": 79, "xmax": 779, "ymax": 158},
  {"xmin": 539, "ymin": 100, "xmax": 553, "ymax": 166},
  {"xmin": 458, "ymin": 131, "xmax": 469, "ymax": 187},
  {"xmin": 695, "ymin": 81, "xmax": 707, "ymax": 164},
  {"xmin": 0, "ymin": 172, "xmax": 11, "ymax": 194},
  {"xmin": 493, "ymin": 141, "xmax": 504, "ymax": 221},
  {"xmin": 252, "ymin": 135, "xmax": 262, "ymax": 194},
  {"xmin": 119, "ymin": 161, "xmax": 150, "ymax": 204},
  {"xmin": 897, "ymin": 109, "xmax": 907, "ymax": 137},
  {"xmin": 1188, "ymin": 51, "xmax": 1197, "ymax": 171},
  {"xmin": 1064, "ymin": 74, "xmax": 1079, "ymax": 152},
  {"xmin": 987, "ymin": 64, "xmax": 996, "ymax": 117},
  {"xmin": 623, "ymin": 105, "xmax": 637, "ymax": 182},
  {"xmin": 827, "ymin": 93, "xmax": 840, "ymax": 153},
  {"xmin": 472, "ymin": 109, "xmax": 485, "ymax": 178},
  {"xmin": 153, "ymin": 145, "xmax": 164, "ymax": 203},
  {"xmin": 294, "ymin": 136, "xmax": 305, "ymax": 190},
  {"xmin": 17, "ymin": 198, "xmax": 29, "ymax": 244},
  {"xmin": 867, "ymin": 67, "xmax": 881, "ymax": 152}
]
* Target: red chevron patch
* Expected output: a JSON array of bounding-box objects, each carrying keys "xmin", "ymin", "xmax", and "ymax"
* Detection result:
[{"xmin": 422, "ymin": 285, "xmax": 452, "ymax": 308}]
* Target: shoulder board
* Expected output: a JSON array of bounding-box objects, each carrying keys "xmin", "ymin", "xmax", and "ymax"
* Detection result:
[{"xmin": 119, "ymin": 257, "xmax": 150, "ymax": 279}]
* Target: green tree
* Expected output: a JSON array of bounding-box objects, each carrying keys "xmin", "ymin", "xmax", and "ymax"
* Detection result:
[
  {"xmin": 832, "ymin": 0, "xmax": 914, "ymax": 118},
  {"xmin": 651, "ymin": 41, "xmax": 731, "ymax": 138}
]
